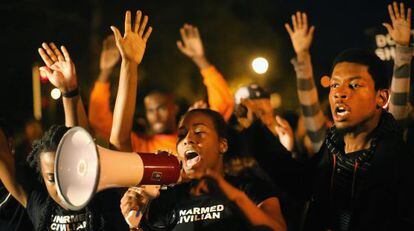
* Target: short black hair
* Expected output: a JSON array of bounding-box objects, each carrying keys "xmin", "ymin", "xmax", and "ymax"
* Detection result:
[
  {"xmin": 332, "ymin": 49, "xmax": 388, "ymax": 90},
  {"xmin": 26, "ymin": 124, "xmax": 69, "ymax": 183},
  {"xmin": 181, "ymin": 109, "xmax": 228, "ymax": 140}
]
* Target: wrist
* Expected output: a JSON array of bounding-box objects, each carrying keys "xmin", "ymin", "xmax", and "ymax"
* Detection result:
[
  {"xmin": 192, "ymin": 56, "xmax": 211, "ymax": 70},
  {"xmin": 62, "ymin": 87, "xmax": 80, "ymax": 98},
  {"xmin": 296, "ymin": 51, "xmax": 310, "ymax": 60},
  {"xmin": 98, "ymin": 69, "xmax": 112, "ymax": 83},
  {"xmin": 122, "ymin": 59, "xmax": 139, "ymax": 67},
  {"xmin": 396, "ymin": 41, "xmax": 410, "ymax": 47}
]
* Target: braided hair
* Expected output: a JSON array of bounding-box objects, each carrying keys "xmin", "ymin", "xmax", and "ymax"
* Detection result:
[{"xmin": 26, "ymin": 124, "xmax": 69, "ymax": 184}]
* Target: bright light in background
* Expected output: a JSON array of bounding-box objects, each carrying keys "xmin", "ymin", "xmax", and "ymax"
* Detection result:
[
  {"xmin": 51, "ymin": 88, "xmax": 61, "ymax": 100},
  {"xmin": 251, "ymin": 57, "xmax": 269, "ymax": 74}
]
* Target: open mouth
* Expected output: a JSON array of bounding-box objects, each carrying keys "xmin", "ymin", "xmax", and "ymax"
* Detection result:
[
  {"xmin": 185, "ymin": 150, "xmax": 201, "ymax": 169},
  {"xmin": 334, "ymin": 105, "xmax": 350, "ymax": 118}
]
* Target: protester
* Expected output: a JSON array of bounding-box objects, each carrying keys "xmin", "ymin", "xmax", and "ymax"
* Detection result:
[
  {"xmin": 120, "ymin": 109, "xmax": 287, "ymax": 231},
  {"xmin": 286, "ymin": 2, "xmax": 413, "ymax": 156},
  {"xmin": 1, "ymin": 42, "xmax": 128, "ymax": 230},
  {"xmin": 252, "ymin": 3, "xmax": 414, "ymax": 230}
]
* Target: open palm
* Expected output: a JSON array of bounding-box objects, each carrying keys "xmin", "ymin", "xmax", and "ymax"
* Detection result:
[
  {"xmin": 285, "ymin": 12, "xmax": 315, "ymax": 54},
  {"xmin": 177, "ymin": 24, "xmax": 205, "ymax": 59},
  {"xmin": 383, "ymin": 2, "xmax": 411, "ymax": 46},
  {"xmin": 38, "ymin": 43, "xmax": 77, "ymax": 93},
  {"xmin": 110, "ymin": 11, "xmax": 152, "ymax": 64}
]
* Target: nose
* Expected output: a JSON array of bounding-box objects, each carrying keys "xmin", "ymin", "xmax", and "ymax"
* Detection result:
[
  {"xmin": 183, "ymin": 132, "xmax": 195, "ymax": 146},
  {"xmin": 333, "ymin": 85, "xmax": 349, "ymax": 100}
]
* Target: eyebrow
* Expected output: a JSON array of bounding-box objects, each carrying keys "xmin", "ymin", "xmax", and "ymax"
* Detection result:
[
  {"xmin": 192, "ymin": 122, "xmax": 208, "ymax": 127},
  {"xmin": 331, "ymin": 76, "xmax": 363, "ymax": 82}
]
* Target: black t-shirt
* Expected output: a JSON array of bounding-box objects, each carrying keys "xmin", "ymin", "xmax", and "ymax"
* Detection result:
[
  {"xmin": 142, "ymin": 170, "xmax": 278, "ymax": 231},
  {"xmin": 26, "ymin": 185, "xmax": 128, "ymax": 231},
  {"xmin": 0, "ymin": 183, "xmax": 34, "ymax": 231}
]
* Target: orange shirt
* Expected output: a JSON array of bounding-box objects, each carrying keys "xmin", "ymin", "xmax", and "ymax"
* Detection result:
[{"xmin": 88, "ymin": 66, "xmax": 234, "ymax": 154}]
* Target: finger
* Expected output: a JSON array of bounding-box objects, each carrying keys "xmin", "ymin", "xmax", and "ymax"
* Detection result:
[
  {"xmin": 180, "ymin": 27, "xmax": 189, "ymax": 45},
  {"xmin": 110, "ymin": 26, "xmax": 122, "ymax": 42},
  {"xmin": 388, "ymin": 4, "xmax": 396, "ymax": 23},
  {"xmin": 138, "ymin": 15, "xmax": 148, "ymax": 37},
  {"xmin": 382, "ymin": 23, "xmax": 393, "ymax": 33},
  {"xmin": 308, "ymin": 25, "xmax": 315, "ymax": 37},
  {"xmin": 400, "ymin": 2, "xmax": 405, "ymax": 19},
  {"xmin": 125, "ymin": 10, "xmax": 131, "ymax": 33},
  {"xmin": 275, "ymin": 115, "xmax": 289, "ymax": 128},
  {"xmin": 194, "ymin": 26, "xmax": 201, "ymax": 39},
  {"xmin": 302, "ymin": 12, "xmax": 308, "ymax": 29},
  {"xmin": 39, "ymin": 66, "xmax": 53, "ymax": 77},
  {"xmin": 393, "ymin": 2, "xmax": 400, "ymax": 18},
  {"xmin": 296, "ymin": 11, "xmax": 302, "ymax": 28},
  {"xmin": 60, "ymin": 46, "xmax": 71, "ymax": 61},
  {"xmin": 408, "ymin": 8, "xmax": 411, "ymax": 24},
  {"xmin": 189, "ymin": 25, "xmax": 196, "ymax": 38},
  {"xmin": 42, "ymin": 43, "xmax": 58, "ymax": 62},
  {"xmin": 291, "ymin": 14, "xmax": 298, "ymax": 31},
  {"xmin": 143, "ymin": 26, "xmax": 153, "ymax": 42},
  {"xmin": 50, "ymin": 43, "xmax": 65, "ymax": 61},
  {"xmin": 177, "ymin": 40, "xmax": 186, "ymax": 52},
  {"xmin": 38, "ymin": 48, "xmax": 54, "ymax": 67},
  {"xmin": 133, "ymin": 10, "xmax": 142, "ymax": 33},
  {"xmin": 103, "ymin": 37, "xmax": 109, "ymax": 50},
  {"xmin": 284, "ymin": 23, "xmax": 293, "ymax": 36},
  {"xmin": 275, "ymin": 124, "xmax": 286, "ymax": 136}
]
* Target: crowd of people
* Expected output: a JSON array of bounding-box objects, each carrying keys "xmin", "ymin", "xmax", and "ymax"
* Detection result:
[{"xmin": 1, "ymin": 2, "xmax": 414, "ymax": 231}]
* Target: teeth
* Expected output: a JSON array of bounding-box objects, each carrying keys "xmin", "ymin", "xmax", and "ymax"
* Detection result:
[{"xmin": 337, "ymin": 111, "xmax": 349, "ymax": 116}]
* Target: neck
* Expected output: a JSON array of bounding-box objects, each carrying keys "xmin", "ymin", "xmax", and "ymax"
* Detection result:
[{"xmin": 343, "ymin": 112, "xmax": 381, "ymax": 153}]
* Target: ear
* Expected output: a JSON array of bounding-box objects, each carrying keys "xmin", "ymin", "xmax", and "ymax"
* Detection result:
[
  {"xmin": 320, "ymin": 75, "xmax": 331, "ymax": 88},
  {"xmin": 376, "ymin": 89, "xmax": 390, "ymax": 109},
  {"xmin": 219, "ymin": 138, "xmax": 228, "ymax": 154}
]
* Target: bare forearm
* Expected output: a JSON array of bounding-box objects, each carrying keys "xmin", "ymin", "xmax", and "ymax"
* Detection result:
[
  {"xmin": 110, "ymin": 60, "xmax": 138, "ymax": 151},
  {"xmin": 63, "ymin": 96, "xmax": 79, "ymax": 127},
  {"xmin": 192, "ymin": 56, "xmax": 211, "ymax": 70},
  {"xmin": 77, "ymin": 97, "xmax": 90, "ymax": 130}
]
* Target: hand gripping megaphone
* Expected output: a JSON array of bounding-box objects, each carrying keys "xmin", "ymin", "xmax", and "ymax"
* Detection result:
[{"xmin": 54, "ymin": 126, "xmax": 181, "ymax": 211}]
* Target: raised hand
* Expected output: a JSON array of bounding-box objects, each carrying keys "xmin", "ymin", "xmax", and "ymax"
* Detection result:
[
  {"xmin": 177, "ymin": 24, "xmax": 205, "ymax": 59},
  {"xmin": 285, "ymin": 12, "xmax": 315, "ymax": 55},
  {"xmin": 110, "ymin": 10, "xmax": 152, "ymax": 64},
  {"xmin": 383, "ymin": 2, "xmax": 411, "ymax": 46},
  {"xmin": 177, "ymin": 24, "xmax": 210, "ymax": 69},
  {"xmin": 38, "ymin": 43, "xmax": 77, "ymax": 93},
  {"xmin": 274, "ymin": 116, "xmax": 295, "ymax": 152},
  {"xmin": 100, "ymin": 35, "xmax": 120, "ymax": 71}
]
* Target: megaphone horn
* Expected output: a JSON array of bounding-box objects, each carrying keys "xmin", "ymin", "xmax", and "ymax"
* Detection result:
[{"xmin": 54, "ymin": 126, "xmax": 181, "ymax": 211}]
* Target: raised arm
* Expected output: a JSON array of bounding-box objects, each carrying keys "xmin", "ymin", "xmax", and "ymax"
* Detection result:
[
  {"xmin": 285, "ymin": 12, "xmax": 326, "ymax": 154},
  {"xmin": 89, "ymin": 35, "xmax": 120, "ymax": 140},
  {"xmin": 38, "ymin": 43, "xmax": 88, "ymax": 129},
  {"xmin": 383, "ymin": 2, "xmax": 413, "ymax": 125},
  {"xmin": 0, "ymin": 129, "xmax": 28, "ymax": 207},
  {"xmin": 177, "ymin": 24, "xmax": 234, "ymax": 121},
  {"xmin": 109, "ymin": 10, "xmax": 152, "ymax": 151}
]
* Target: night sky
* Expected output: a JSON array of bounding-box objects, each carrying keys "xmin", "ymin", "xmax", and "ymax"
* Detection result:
[{"xmin": 0, "ymin": 0, "xmax": 412, "ymax": 132}]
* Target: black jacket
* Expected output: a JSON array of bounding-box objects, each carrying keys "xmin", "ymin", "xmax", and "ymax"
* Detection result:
[{"xmin": 253, "ymin": 112, "xmax": 414, "ymax": 230}]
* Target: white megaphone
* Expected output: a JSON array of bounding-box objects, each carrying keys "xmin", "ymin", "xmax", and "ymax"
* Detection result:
[{"xmin": 54, "ymin": 126, "xmax": 181, "ymax": 211}]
